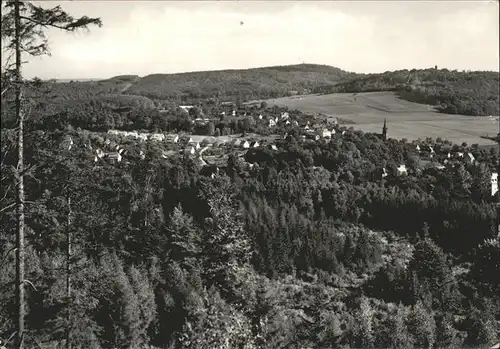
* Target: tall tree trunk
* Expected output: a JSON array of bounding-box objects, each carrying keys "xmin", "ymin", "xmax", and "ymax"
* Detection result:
[
  {"xmin": 14, "ymin": 0, "xmax": 25, "ymax": 347},
  {"xmin": 66, "ymin": 196, "xmax": 72, "ymax": 349}
]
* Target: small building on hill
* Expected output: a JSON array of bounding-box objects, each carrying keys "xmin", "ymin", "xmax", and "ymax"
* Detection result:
[
  {"xmin": 150, "ymin": 133, "xmax": 165, "ymax": 142},
  {"xmin": 184, "ymin": 147, "xmax": 195, "ymax": 155},
  {"xmin": 166, "ymin": 134, "xmax": 179, "ymax": 143},
  {"xmin": 178, "ymin": 136, "xmax": 193, "ymax": 146},
  {"xmin": 105, "ymin": 152, "xmax": 122, "ymax": 164},
  {"xmin": 491, "ymin": 173, "xmax": 498, "ymax": 196},
  {"xmin": 465, "ymin": 153, "xmax": 475, "ymax": 164},
  {"xmin": 318, "ymin": 129, "xmax": 332, "ymax": 139}
]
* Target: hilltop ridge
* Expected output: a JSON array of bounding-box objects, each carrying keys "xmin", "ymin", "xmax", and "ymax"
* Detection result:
[{"xmin": 28, "ymin": 64, "xmax": 500, "ymax": 118}]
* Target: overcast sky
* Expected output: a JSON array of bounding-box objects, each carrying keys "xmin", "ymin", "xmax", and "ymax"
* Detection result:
[{"xmin": 15, "ymin": 0, "xmax": 500, "ymax": 79}]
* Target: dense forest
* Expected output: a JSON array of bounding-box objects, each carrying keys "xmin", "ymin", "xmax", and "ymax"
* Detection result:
[
  {"xmin": 27, "ymin": 64, "xmax": 354, "ymax": 106},
  {"xmin": 2, "ymin": 111, "xmax": 500, "ymax": 345},
  {"xmin": 1, "ymin": 120, "xmax": 500, "ymax": 348},
  {"xmin": 1, "ymin": 1, "xmax": 500, "ymax": 348}
]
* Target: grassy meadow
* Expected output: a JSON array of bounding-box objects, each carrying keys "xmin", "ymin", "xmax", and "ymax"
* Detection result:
[{"xmin": 261, "ymin": 91, "xmax": 499, "ymax": 146}]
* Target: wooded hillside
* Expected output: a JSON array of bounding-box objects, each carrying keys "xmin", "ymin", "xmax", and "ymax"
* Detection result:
[
  {"xmin": 332, "ymin": 68, "xmax": 500, "ymax": 117},
  {"xmin": 123, "ymin": 64, "xmax": 354, "ymax": 102}
]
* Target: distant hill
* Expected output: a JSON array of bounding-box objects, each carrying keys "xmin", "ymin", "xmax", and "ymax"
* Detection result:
[
  {"xmin": 331, "ymin": 68, "xmax": 499, "ymax": 117},
  {"xmin": 20, "ymin": 65, "xmax": 500, "ymax": 119},
  {"xmin": 123, "ymin": 64, "xmax": 356, "ymax": 102}
]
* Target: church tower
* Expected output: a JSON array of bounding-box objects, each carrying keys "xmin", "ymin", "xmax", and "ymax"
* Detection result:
[{"xmin": 382, "ymin": 118, "xmax": 388, "ymax": 141}]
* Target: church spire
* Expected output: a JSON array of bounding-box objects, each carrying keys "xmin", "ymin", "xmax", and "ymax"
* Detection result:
[{"xmin": 382, "ymin": 118, "xmax": 387, "ymax": 141}]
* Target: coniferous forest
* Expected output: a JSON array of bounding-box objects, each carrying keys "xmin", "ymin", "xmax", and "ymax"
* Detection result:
[{"xmin": 1, "ymin": 2, "xmax": 499, "ymax": 349}]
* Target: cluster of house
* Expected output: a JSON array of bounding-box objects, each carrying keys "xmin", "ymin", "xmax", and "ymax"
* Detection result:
[
  {"xmin": 91, "ymin": 138, "xmax": 127, "ymax": 163},
  {"xmin": 107, "ymin": 129, "xmax": 281, "ymax": 152},
  {"xmin": 410, "ymin": 143, "xmax": 497, "ymax": 196},
  {"xmin": 265, "ymin": 111, "xmax": 297, "ymax": 128},
  {"xmin": 107, "ymin": 129, "xmax": 165, "ymax": 142},
  {"xmin": 416, "ymin": 144, "xmax": 476, "ymax": 164},
  {"xmin": 72, "ymin": 127, "xmax": 500, "ymax": 197},
  {"xmin": 302, "ymin": 122, "xmax": 342, "ymax": 141}
]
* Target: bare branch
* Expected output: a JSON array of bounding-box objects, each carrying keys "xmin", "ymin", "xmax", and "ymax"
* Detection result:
[
  {"xmin": 23, "ymin": 279, "xmax": 37, "ymax": 291},
  {"xmin": 0, "ymin": 246, "xmax": 17, "ymax": 269},
  {"xmin": 0, "ymin": 202, "xmax": 15, "ymax": 213}
]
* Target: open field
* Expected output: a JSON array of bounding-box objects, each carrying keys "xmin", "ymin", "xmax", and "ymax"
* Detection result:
[{"xmin": 259, "ymin": 91, "xmax": 499, "ymax": 146}]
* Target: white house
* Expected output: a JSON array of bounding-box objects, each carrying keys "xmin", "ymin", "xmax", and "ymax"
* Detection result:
[
  {"xmin": 150, "ymin": 133, "xmax": 165, "ymax": 142},
  {"xmin": 250, "ymin": 141, "xmax": 260, "ymax": 148},
  {"xmin": 106, "ymin": 152, "xmax": 122, "ymax": 163},
  {"xmin": 281, "ymin": 112, "xmax": 289, "ymax": 120},
  {"xmin": 466, "ymin": 153, "xmax": 475, "ymax": 164},
  {"xmin": 96, "ymin": 148, "xmax": 105, "ymax": 159},
  {"xmin": 320, "ymin": 129, "xmax": 332, "ymax": 138},
  {"xmin": 242, "ymin": 141, "xmax": 250, "ymax": 149},
  {"xmin": 416, "ymin": 144, "xmax": 421, "ymax": 151},
  {"xmin": 491, "ymin": 173, "xmax": 498, "ymax": 196},
  {"xmin": 397, "ymin": 164, "xmax": 407, "ymax": 175},
  {"xmin": 185, "ymin": 147, "xmax": 195, "ymax": 155},
  {"xmin": 166, "ymin": 134, "xmax": 179, "ymax": 143},
  {"xmin": 270, "ymin": 144, "xmax": 278, "ymax": 151},
  {"xmin": 67, "ymin": 136, "xmax": 74, "ymax": 150},
  {"xmin": 269, "ymin": 119, "xmax": 276, "ymax": 127},
  {"xmin": 232, "ymin": 110, "xmax": 236, "ymax": 116}
]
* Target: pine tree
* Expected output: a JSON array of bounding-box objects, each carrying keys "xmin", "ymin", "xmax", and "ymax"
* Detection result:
[
  {"xmin": 198, "ymin": 174, "xmax": 252, "ymax": 296},
  {"xmin": 1, "ymin": 2, "xmax": 101, "ymax": 347},
  {"xmin": 166, "ymin": 204, "xmax": 202, "ymax": 270},
  {"xmin": 353, "ymin": 297, "xmax": 374, "ymax": 348},
  {"xmin": 406, "ymin": 301, "xmax": 436, "ymax": 349}
]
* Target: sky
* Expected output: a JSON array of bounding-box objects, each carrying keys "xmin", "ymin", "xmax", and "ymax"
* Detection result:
[{"xmin": 8, "ymin": 0, "xmax": 500, "ymax": 79}]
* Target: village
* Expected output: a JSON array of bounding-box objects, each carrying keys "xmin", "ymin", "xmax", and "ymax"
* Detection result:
[{"xmin": 59, "ymin": 101, "xmax": 499, "ymax": 197}]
